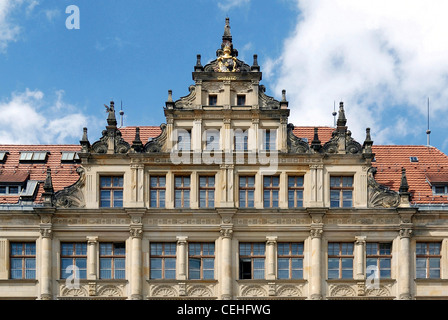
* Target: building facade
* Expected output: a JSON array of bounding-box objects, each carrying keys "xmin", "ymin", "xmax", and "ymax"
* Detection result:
[{"xmin": 0, "ymin": 19, "xmax": 448, "ymax": 300}]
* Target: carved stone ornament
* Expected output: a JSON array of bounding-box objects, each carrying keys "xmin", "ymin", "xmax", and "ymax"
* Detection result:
[
  {"xmin": 152, "ymin": 285, "xmax": 177, "ymax": 297},
  {"xmin": 259, "ymin": 90, "xmax": 281, "ymax": 110},
  {"xmin": 97, "ymin": 285, "xmax": 122, "ymax": 297},
  {"xmin": 174, "ymin": 86, "xmax": 196, "ymax": 109},
  {"xmin": 54, "ymin": 167, "xmax": 86, "ymax": 208},
  {"xmin": 323, "ymin": 129, "xmax": 363, "ymax": 154},
  {"xmin": 287, "ymin": 124, "xmax": 310, "ymax": 154},
  {"xmin": 129, "ymin": 227, "xmax": 143, "ymax": 239},
  {"xmin": 241, "ymin": 285, "xmax": 267, "ymax": 297},
  {"xmin": 330, "ymin": 284, "xmax": 356, "ymax": 297},
  {"xmin": 40, "ymin": 227, "xmax": 52, "ymax": 239},
  {"xmin": 399, "ymin": 228, "xmax": 413, "ymax": 239},
  {"xmin": 367, "ymin": 167, "xmax": 400, "ymax": 208},
  {"xmin": 277, "ymin": 285, "xmax": 302, "ymax": 297},
  {"xmin": 310, "ymin": 228, "xmax": 323, "ymax": 239},
  {"xmin": 91, "ymin": 128, "xmax": 129, "ymax": 154},
  {"xmin": 220, "ymin": 227, "xmax": 233, "ymax": 239},
  {"xmin": 144, "ymin": 124, "xmax": 167, "ymax": 153},
  {"xmin": 188, "ymin": 286, "xmax": 213, "ymax": 297}
]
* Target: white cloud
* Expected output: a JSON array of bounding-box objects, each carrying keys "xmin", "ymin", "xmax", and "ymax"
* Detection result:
[
  {"xmin": 0, "ymin": 89, "xmax": 91, "ymax": 145},
  {"xmin": 0, "ymin": 0, "xmax": 23, "ymax": 52},
  {"xmin": 218, "ymin": 0, "xmax": 250, "ymax": 12},
  {"xmin": 269, "ymin": 0, "xmax": 448, "ymax": 145}
]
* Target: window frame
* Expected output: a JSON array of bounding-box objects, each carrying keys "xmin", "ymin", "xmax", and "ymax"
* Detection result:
[
  {"xmin": 327, "ymin": 242, "xmax": 354, "ymax": 279},
  {"xmin": 239, "ymin": 242, "xmax": 266, "ymax": 280},
  {"xmin": 263, "ymin": 129, "xmax": 277, "ymax": 151},
  {"xmin": 60, "ymin": 242, "xmax": 87, "ymax": 280},
  {"xmin": 277, "ymin": 242, "xmax": 304, "ymax": 280},
  {"xmin": 150, "ymin": 175, "xmax": 166, "ymax": 208},
  {"xmin": 99, "ymin": 242, "xmax": 126, "ymax": 280},
  {"xmin": 208, "ymin": 94, "xmax": 218, "ymax": 106},
  {"xmin": 366, "ymin": 242, "xmax": 392, "ymax": 279},
  {"xmin": 239, "ymin": 176, "xmax": 255, "ymax": 208},
  {"xmin": 150, "ymin": 243, "xmax": 177, "ymax": 280},
  {"xmin": 330, "ymin": 175, "xmax": 354, "ymax": 208},
  {"xmin": 199, "ymin": 175, "xmax": 215, "ymax": 208},
  {"xmin": 188, "ymin": 243, "xmax": 215, "ymax": 280},
  {"xmin": 99, "ymin": 176, "xmax": 124, "ymax": 208},
  {"xmin": 288, "ymin": 176, "xmax": 304, "ymax": 208},
  {"xmin": 10, "ymin": 242, "xmax": 36, "ymax": 280},
  {"xmin": 416, "ymin": 242, "xmax": 441, "ymax": 279},
  {"xmin": 263, "ymin": 176, "xmax": 280, "ymax": 208},
  {"xmin": 236, "ymin": 94, "xmax": 246, "ymax": 106},
  {"xmin": 174, "ymin": 175, "xmax": 191, "ymax": 208}
]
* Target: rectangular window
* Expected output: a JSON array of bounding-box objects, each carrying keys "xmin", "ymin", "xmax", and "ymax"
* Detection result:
[
  {"xmin": 61, "ymin": 152, "xmax": 79, "ymax": 162},
  {"xmin": 99, "ymin": 243, "xmax": 126, "ymax": 279},
  {"xmin": 0, "ymin": 185, "xmax": 22, "ymax": 195},
  {"xmin": 199, "ymin": 176, "xmax": 215, "ymax": 208},
  {"xmin": 209, "ymin": 95, "xmax": 218, "ymax": 106},
  {"xmin": 100, "ymin": 176, "xmax": 124, "ymax": 208},
  {"xmin": 177, "ymin": 130, "xmax": 191, "ymax": 151},
  {"xmin": 366, "ymin": 243, "xmax": 392, "ymax": 279},
  {"xmin": 234, "ymin": 133, "xmax": 248, "ymax": 151},
  {"xmin": 416, "ymin": 242, "xmax": 441, "ymax": 279},
  {"xmin": 0, "ymin": 151, "xmax": 7, "ymax": 162},
  {"xmin": 19, "ymin": 151, "xmax": 48, "ymax": 162},
  {"xmin": 205, "ymin": 130, "xmax": 220, "ymax": 151},
  {"xmin": 288, "ymin": 176, "xmax": 304, "ymax": 208},
  {"xmin": 434, "ymin": 186, "xmax": 448, "ymax": 195},
  {"xmin": 150, "ymin": 243, "xmax": 176, "ymax": 280},
  {"xmin": 150, "ymin": 176, "xmax": 166, "ymax": 208},
  {"xmin": 10, "ymin": 243, "xmax": 36, "ymax": 279},
  {"xmin": 277, "ymin": 243, "xmax": 304, "ymax": 279},
  {"xmin": 188, "ymin": 243, "xmax": 215, "ymax": 280},
  {"xmin": 263, "ymin": 176, "xmax": 279, "ymax": 208},
  {"xmin": 237, "ymin": 95, "xmax": 246, "ymax": 106},
  {"xmin": 328, "ymin": 242, "xmax": 354, "ymax": 279},
  {"xmin": 61, "ymin": 243, "xmax": 87, "ymax": 280},
  {"xmin": 239, "ymin": 176, "xmax": 255, "ymax": 208},
  {"xmin": 263, "ymin": 129, "xmax": 277, "ymax": 151},
  {"xmin": 239, "ymin": 243, "xmax": 266, "ymax": 280},
  {"xmin": 330, "ymin": 176, "xmax": 353, "ymax": 208},
  {"xmin": 175, "ymin": 176, "xmax": 190, "ymax": 208}
]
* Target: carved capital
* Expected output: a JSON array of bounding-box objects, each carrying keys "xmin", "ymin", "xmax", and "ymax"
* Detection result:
[
  {"xmin": 87, "ymin": 236, "xmax": 98, "ymax": 245},
  {"xmin": 177, "ymin": 236, "xmax": 188, "ymax": 245},
  {"xmin": 40, "ymin": 227, "xmax": 52, "ymax": 239},
  {"xmin": 220, "ymin": 227, "xmax": 233, "ymax": 239},
  {"xmin": 266, "ymin": 236, "xmax": 278, "ymax": 246},
  {"xmin": 130, "ymin": 227, "xmax": 143, "ymax": 239},
  {"xmin": 399, "ymin": 228, "xmax": 413, "ymax": 239},
  {"xmin": 310, "ymin": 228, "xmax": 323, "ymax": 239}
]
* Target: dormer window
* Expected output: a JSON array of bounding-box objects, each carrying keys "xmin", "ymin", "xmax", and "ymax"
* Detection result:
[
  {"xmin": 0, "ymin": 151, "xmax": 8, "ymax": 162},
  {"xmin": 433, "ymin": 185, "xmax": 448, "ymax": 195},
  {"xmin": 209, "ymin": 95, "xmax": 218, "ymax": 106},
  {"xmin": 19, "ymin": 151, "xmax": 48, "ymax": 162},
  {"xmin": 61, "ymin": 151, "xmax": 80, "ymax": 162},
  {"xmin": 410, "ymin": 157, "xmax": 419, "ymax": 163}
]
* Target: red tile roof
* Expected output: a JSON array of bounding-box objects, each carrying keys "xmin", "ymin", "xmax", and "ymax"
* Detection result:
[
  {"xmin": 372, "ymin": 145, "xmax": 448, "ymax": 205},
  {"xmin": 0, "ymin": 145, "xmax": 81, "ymax": 204}
]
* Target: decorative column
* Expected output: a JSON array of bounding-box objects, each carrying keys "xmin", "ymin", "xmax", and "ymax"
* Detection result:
[
  {"xmin": 398, "ymin": 210, "xmax": 415, "ymax": 300},
  {"xmin": 309, "ymin": 210, "xmax": 325, "ymax": 300},
  {"xmin": 177, "ymin": 236, "xmax": 188, "ymax": 281},
  {"xmin": 129, "ymin": 215, "xmax": 143, "ymax": 300},
  {"xmin": 87, "ymin": 236, "xmax": 98, "ymax": 280},
  {"xmin": 398, "ymin": 227, "xmax": 413, "ymax": 300},
  {"xmin": 355, "ymin": 236, "xmax": 367, "ymax": 296},
  {"xmin": 219, "ymin": 210, "xmax": 235, "ymax": 300},
  {"xmin": 39, "ymin": 214, "xmax": 53, "ymax": 300},
  {"xmin": 266, "ymin": 237, "xmax": 277, "ymax": 281}
]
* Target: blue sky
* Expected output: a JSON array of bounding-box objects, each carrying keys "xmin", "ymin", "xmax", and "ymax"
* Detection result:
[{"xmin": 1, "ymin": 0, "xmax": 448, "ymax": 156}]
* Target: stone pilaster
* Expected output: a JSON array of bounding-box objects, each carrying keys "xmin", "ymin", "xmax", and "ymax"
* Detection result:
[
  {"xmin": 309, "ymin": 210, "xmax": 325, "ymax": 300},
  {"xmin": 129, "ymin": 214, "xmax": 143, "ymax": 300},
  {"xmin": 266, "ymin": 236, "xmax": 278, "ymax": 281},
  {"xmin": 177, "ymin": 236, "xmax": 188, "ymax": 281},
  {"xmin": 39, "ymin": 213, "xmax": 53, "ymax": 300}
]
